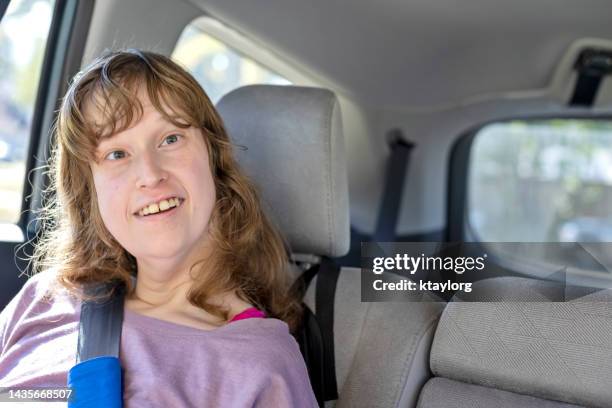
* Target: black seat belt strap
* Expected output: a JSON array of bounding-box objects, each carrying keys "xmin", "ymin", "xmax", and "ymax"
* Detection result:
[
  {"xmin": 374, "ymin": 129, "xmax": 415, "ymax": 242},
  {"xmin": 315, "ymin": 257, "xmax": 340, "ymax": 402},
  {"xmin": 76, "ymin": 283, "xmax": 126, "ymax": 364},
  {"xmin": 570, "ymin": 49, "xmax": 612, "ymax": 107},
  {"xmin": 292, "ymin": 262, "xmax": 326, "ymax": 407},
  {"xmin": 292, "ymin": 257, "xmax": 341, "ymax": 406}
]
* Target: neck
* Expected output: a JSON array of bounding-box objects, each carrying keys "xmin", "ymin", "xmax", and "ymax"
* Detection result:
[
  {"xmin": 129, "ymin": 237, "xmax": 213, "ymax": 311},
  {"xmin": 126, "ymin": 258, "xmax": 223, "ymax": 326},
  {"xmin": 126, "ymin": 245, "xmax": 252, "ymax": 325},
  {"xmin": 130, "ymin": 263, "xmax": 193, "ymax": 311}
]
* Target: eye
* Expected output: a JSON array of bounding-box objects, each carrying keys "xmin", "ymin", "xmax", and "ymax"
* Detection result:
[
  {"xmin": 104, "ymin": 150, "xmax": 127, "ymax": 161},
  {"xmin": 160, "ymin": 134, "xmax": 182, "ymax": 146}
]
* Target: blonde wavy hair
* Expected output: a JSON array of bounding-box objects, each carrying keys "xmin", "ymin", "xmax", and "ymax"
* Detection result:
[{"xmin": 32, "ymin": 49, "xmax": 302, "ymax": 330}]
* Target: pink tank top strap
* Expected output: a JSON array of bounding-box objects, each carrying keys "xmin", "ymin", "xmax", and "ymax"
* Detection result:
[{"xmin": 229, "ymin": 307, "xmax": 266, "ymax": 323}]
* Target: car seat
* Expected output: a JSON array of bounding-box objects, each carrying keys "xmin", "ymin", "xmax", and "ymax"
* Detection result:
[{"xmin": 217, "ymin": 85, "xmax": 444, "ymax": 408}]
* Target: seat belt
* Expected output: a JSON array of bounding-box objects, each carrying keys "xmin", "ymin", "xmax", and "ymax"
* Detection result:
[
  {"xmin": 314, "ymin": 258, "xmax": 340, "ymax": 402},
  {"xmin": 68, "ymin": 282, "xmax": 126, "ymax": 408},
  {"xmin": 570, "ymin": 49, "xmax": 612, "ymax": 107},
  {"xmin": 76, "ymin": 283, "xmax": 126, "ymax": 362},
  {"xmin": 293, "ymin": 257, "xmax": 341, "ymax": 407},
  {"xmin": 374, "ymin": 129, "xmax": 415, "ymax": 242}
]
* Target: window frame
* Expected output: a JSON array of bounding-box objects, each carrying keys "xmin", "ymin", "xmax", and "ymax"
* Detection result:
[{"xmin": 0, "ymin": 1, "xmax": 10, "ymax": 22}]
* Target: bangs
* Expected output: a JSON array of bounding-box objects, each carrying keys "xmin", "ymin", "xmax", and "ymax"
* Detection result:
[
  {"xmin": 60, "ymin": 51, "xmax": 215, "ymax": 163},
  {"xmin": 86, "ymin": 75, "xmax": 196, "ymax": 142}
]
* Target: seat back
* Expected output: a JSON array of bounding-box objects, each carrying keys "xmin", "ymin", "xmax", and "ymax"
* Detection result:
[{"xmin": 419, "ymin": 277, "xmax": 612, "ymax": 408}]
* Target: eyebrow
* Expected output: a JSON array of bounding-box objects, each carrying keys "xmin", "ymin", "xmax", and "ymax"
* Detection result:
[{"xmin": 96, "ymin": 117, "xmax": 185, "ymax": 149}]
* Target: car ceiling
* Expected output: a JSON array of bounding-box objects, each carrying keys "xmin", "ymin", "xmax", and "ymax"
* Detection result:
[{"xmin": 188, "ymin": 0, "xmax": 612, "ymax": 109}]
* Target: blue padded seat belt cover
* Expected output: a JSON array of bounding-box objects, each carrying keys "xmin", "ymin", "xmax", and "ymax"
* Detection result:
[
  {"xmin": 68, "ymin": 356, "xmax": 122, "ymax": 407},
  {"xmin": 68, "ymin": 283, "xmax": 126, "ymax": 407}
]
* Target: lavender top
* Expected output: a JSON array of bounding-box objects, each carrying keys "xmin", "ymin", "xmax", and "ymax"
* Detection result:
[{"xmin": 0, "ymin": 271, "xmax": 318, "ymax": 407}]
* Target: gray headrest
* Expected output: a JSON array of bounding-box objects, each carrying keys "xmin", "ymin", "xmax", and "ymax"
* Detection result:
[{"xmin": 216, "ymin": 85, "xmax": 350, "ymax": 257}]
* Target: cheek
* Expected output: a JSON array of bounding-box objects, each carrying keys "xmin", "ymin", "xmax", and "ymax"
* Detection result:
[
  {"xmin": 93, "ymin": 174, "xmax": 127, "ymax": 231},
  {"xmin": 186, "ymin": 155, "xmax": 216, "ymax": 218},
  {"xmin": 196, "ymin": 165, "xmax": 216, "ymax": 205}
]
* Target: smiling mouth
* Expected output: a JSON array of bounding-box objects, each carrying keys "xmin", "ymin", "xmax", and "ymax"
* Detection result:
[{"xmin": 137, "ymin": 197, "xmax": 184, "ymax": 217}]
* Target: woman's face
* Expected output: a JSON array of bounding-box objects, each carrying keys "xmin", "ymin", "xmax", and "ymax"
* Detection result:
[{"xmin": 89, "ymin": 93, "xmax": 216, "ymax": 270}]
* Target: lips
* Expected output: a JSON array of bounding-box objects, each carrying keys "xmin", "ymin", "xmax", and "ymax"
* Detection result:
[{"xmin": 134, "ymin": 196, "xmax": 184, "ymax": 217}]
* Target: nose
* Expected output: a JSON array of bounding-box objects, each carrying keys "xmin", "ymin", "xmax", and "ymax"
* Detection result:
[{"xmin": 135, "ymin": 151, "xmax": 168, "ymax": 189}]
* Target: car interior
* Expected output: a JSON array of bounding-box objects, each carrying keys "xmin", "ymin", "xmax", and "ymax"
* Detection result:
[{"xmin": 1, "ymin": 0, "xmax": 612, "ymax": 407}]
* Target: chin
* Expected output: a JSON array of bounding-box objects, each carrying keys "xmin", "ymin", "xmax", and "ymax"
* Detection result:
[{"xmin": 135, "ymin": 240, "xmax": 205, "ymax": 262}]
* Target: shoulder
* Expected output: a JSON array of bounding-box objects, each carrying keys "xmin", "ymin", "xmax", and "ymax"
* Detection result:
[
  {"xmin": 19, "ymin": 269, "xmax": 77, "ymax": 305},
  {"xmin": 1, "ymin": 269, "xmax": 79, "ymax": 352},
  {"xmin": 0, "ymin": 270, "xmax": 80, "ymax": 388},
  {"xmin": 236, "ymin": 319, "xmax": 317, "ymax": 407},
  {"xmin": 235, "ymin": 318, "xmax": 306, "ymax": 371},
  {"xmin": 25, "ymin": 269, "xmax": 62, "ymax": 294},
  {"xmin": 2, "ymin": 270, "xmax": 58, "ymax": 317}
]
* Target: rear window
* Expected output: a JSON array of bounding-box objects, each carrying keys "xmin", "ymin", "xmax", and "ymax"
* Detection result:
[
  {"xmin": 172, "ymin": 21, "xmax": 291, "ymax": 104},
  {"xmin": 468, "ymin": 119, "xmax": 612, "ymax": 243},
  {"xmin": 464, "ymin": 119, "xmax": 612, "ymax": 278}
]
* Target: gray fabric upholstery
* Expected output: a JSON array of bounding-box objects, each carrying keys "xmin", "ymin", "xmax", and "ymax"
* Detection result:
[
  {"xmin": 417, "ymin": 378, "xmax": 584, "ymax": 408},
  {"xmin": 451, "ymin": 276, "xmax": 607, "ymax": 302},
  {"xmin": 429, "ymin": 277, "xmax": 612, "ymax": 407},
  {"xmin": 305, "ymin": 267, "xmax": 444, "ymax": 408},
  {"xmin": 217, "ymin": 85, "xmax": 350, "ymax": 257}
]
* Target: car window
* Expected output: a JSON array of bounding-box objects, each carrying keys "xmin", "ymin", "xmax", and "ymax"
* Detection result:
[
  {"xmin": 172, "ymin": 22, "xmax": 291, "ymax": 104},
  {"xmin": 468, "ymin": 119, "xmax": 612, "ymax": 242},
  {"xmin": 467, "ymin": 119, "xmax": 612, "ymax": 275},
  {"xmin": 0, "ymin": 0, "xmax": 56, "ymax": 224}
]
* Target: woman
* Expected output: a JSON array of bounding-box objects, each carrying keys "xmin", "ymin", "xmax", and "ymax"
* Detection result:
[{"xmin": 0, "ymin": 49, "xmax": 317, "ymax": 407}]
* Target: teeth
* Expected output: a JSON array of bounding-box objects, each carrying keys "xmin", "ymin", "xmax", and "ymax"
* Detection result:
[{"xmin": 138, "ymin": 197, "xmax": 181, "ymax": 217}]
